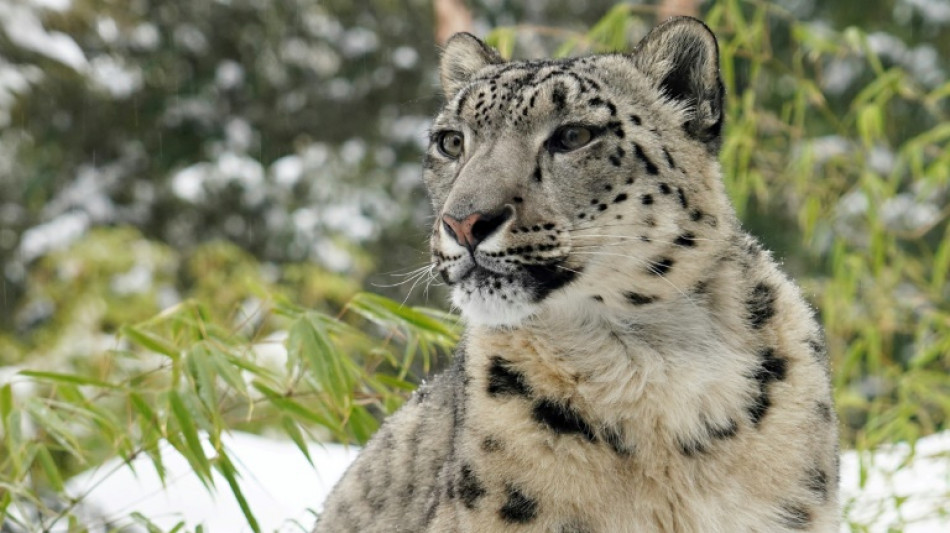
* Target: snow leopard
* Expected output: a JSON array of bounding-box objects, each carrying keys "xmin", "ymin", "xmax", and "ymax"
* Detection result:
[{"xmin": 315, "ymin": 16, "xmax": 839, "ymax": 533}]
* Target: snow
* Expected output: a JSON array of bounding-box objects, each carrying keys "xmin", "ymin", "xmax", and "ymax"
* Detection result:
[
  {"xmin": 62, "ymin": 430, "xmax": 950, "ymax": 532},
  {"xmin": 900, "ymin": 0, "xmax": 950, "ymax": 23},
  {"xmin": 66, "ymin": 432, "xmax": 360, "ymax": 532},
  {"xmin": 18, "ymin": 210, "xmax": 90, "ymax": 262},
  {"xmin": 87, "ymin": 55, "xmax": 143, "ymax": 98},
  {"xmin": 841, "ymin": 432, "xmax": 950, "ymax": 532},
  {"xmin": 216, "ymin": 60, "xmax": 246, "ymax": 90},
  {"xmin": 130, "ymin": 23, "xmax": 161, "ymax": 51},
  {"xmin": 170, "ymin": 163, "xmax": 211, "ymax": 203},
  {"xmin": 271, "ymin": 155, "xmax": 304, "ymax": 187},
  {"xmin": 392, "ymin": 46, "xmax": 420, "ymax": 70},
  {"xmin": 339, "ymin": 27, "xmax": 379, "ymax": 57},
  {"xmin": 0, "ymin": 2, "xmax": 87, "ymax": 71},
  {"xmin": 110, "ymin": 264, "xmax": 154, "ymax": 295}
]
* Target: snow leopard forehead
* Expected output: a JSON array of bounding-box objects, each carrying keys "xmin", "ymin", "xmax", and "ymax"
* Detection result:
[{"xmin": 436, "ymin": 54, "xmax": 662, "ymax": 128}]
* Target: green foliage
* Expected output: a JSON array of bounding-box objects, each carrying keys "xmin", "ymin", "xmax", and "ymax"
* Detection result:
[{"xmin": 1, "ymin": 278, "xmax": 457, "ymax": 531}]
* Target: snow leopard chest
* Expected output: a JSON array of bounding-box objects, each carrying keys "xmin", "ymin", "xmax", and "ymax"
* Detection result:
[{"xmin": 431, "ymin": 328, "xmax": 819, "ymax": 533}]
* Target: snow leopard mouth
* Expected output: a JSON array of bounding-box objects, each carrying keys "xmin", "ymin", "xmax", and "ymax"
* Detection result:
[{"xmin": 445, "ymin": 260, "xmax": 578, "ymax": 303}]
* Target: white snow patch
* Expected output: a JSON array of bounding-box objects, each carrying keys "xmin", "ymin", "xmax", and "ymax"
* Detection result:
[
  {"xmin": 271, "ymin": 155, "xmax": 304, "ymax": 187},
  {"xmin": 281, "ymin": 39, "xmax": 341, "ymax": 77},
  {"xmin": 225, "ymin": 118, "xmax": 255, "ymax": 151},
  {"xmin": 110, "ymin": 264, "xmax": 153, "ymax": 295},
  {"xmin": 27, "ymin": 0, "xmax": 71, "ymax": 11},
  {"xmin": 314, "ymin": 240, "xmax": 352, "ymax": 272},
  {"xmin": 900, "ymin": 0, "xmax": 950, "ymax": 23},
  {"xmin": 339, "ymin": 138, "xmax": 366, "ymax": 165},
  {"xmin": 216, "ymin": 60, "xmax": 246, "ymax": 90},
  {"xmin": 95, "ymin": 17, "xmax": 119, "ymax": 43},
  {"xmin": 18, "ymin": 211, "xmax": 90, "ymax": 262},
  {"xmin": 87, "ymin": 55, "xmax": 143, "ymax": 98},
  {"xmin": 302, "ymin": 11, "xmax": 343, "ymax": 41},
  {"xmin": 252, "ymin": 331, "xmax": 289, "ymax": 370},
  {"xmin": 880, "ymin": 194, "xmax": 941, "ymax": 233},
  {"xmin": 217, "ymin": 151, "xmax": 265, "ymax": 191},
  {"xmin": 292, "ymin": 207, "xmax": 319, "ymax": 232},
  {"xmin": 0, "ymin": 3, "xmax": 87, "ymax": 71},
  {"xmin": 130, "ymin": 23, "xmax": 161, "ymax": 50},
  {"xmin": 171, "ymin": 163, "xmax": 211, "ymax": 203},
  {"xmin": 392, "ymin": 46, "xmax": 419, "ymax": 69},
  {"xmin": 322, "ymin": 203, "xmax": 374, "ymax": 241},
  {"xmin": 67, "ymin": 432, "xmax": 360, "ymax": 533},
  {"xmin": 339, "ymin": 27, "xmax": 379, "ymax": 57},
  {"xmin": 171, "ymin": 151, "xmax": 265, "ymax": 205},
  {"xmin": 841, "ymin": 431, "xmax": 950, "ymax": 532}
]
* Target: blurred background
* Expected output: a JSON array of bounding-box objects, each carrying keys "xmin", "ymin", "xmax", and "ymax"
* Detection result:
[{"xmin": 1, "ymin": 0, "xmax": 949, "ymax": 531}]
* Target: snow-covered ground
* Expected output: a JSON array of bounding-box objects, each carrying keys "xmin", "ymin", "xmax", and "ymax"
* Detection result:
[
  {"xmin": 840, "ymin": 431, "xmax": 950, "ymax": 532},
  {"xmin": 59, "ymin": 430, "xmax": 950, "ymax": 532},
  {"xmin": 66, "ymin": 433, "xmax": 359, "ymax": 532}
]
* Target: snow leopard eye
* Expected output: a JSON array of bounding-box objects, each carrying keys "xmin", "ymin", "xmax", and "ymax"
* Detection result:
[
  {"xmin": 547, "ymin": 125, "xmax": 594, "ymax": 153},
  {"xmin": 436, "ymin": 130, "xmax": 464, "ymax": 158}
]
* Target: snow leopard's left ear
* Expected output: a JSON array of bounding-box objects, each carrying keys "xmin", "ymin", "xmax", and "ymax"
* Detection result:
[
  {"xmin": 633, "ymin": 17, "xmax": 725, "ymax": 152},
  {"xmin": 440, "ymin": 33, "xmax": 503, "ymax": 100}
]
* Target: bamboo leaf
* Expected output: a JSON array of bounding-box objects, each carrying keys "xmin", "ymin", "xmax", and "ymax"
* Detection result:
[
  {"xmin": 35, "ymin": 444, "xmax": 65, "ymax": 492},
  {"xmin": 210, "ymin": 347, "xmax": 250, "ymax": 396},
  {"xmin": 348, "ymin": 292, "xmax": 459, "ymax": 340},
  {"xmin": 280, "ymin": 415, "xmax": 314, "ymax": 467},
  {"xmin": 122, "ymin": 324, "xmax": 180, "ymax": 358},
  {"xmin": 346, "ymin": 406, "xmax": 380, "ymax": 445},
  {"xmin": 374, "ymin": 373, "xmax": 417, "ymax": 392},
  {"xmin": 0, "ymin": 383, "xmax": 11, "ymax": 422},
  {"xmin": 252, "ymin": 382, "xmax": 338, "ymax": 431},
  {"xmin": 215, "ymin": 451, "xmax": 261, "ymax": 533},
  {"xmin": 131, "ymin": 512, "xmax": 178, "ymax": 533},
  {"xmin": 24, "ymin": 400, "xmax": 84, "ymax": 461},
  {"xmin": 168, "ymin": 390, "xmax": 213, "ymax": 485},
  {"xmin": 18, "ymin": 370, "xmax": 118, "ymax": 389},
  {"xmin": 186, "ymin": 344, "xmax": 219, "ymax": 413},
  {"xmin": 289, "ymin": 314, "xmax": 351, "ymax": 405}
]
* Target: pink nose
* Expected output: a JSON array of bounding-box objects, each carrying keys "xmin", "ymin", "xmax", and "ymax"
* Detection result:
[{"xmin": 442, "ymin": 208, "xmax": 512, "ymax": 251}]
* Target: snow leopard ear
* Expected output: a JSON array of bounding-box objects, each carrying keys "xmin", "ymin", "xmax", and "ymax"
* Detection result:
[
  {"xmin": 633, "ymin": 17, "xmax": 725, "ymax": 152},
  {"xmin": 440, "ymin": 33, "xmax": 503, "ymax": 100}
]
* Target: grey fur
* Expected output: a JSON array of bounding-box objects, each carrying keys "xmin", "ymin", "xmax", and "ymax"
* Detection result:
[{"xmin": 316, "ymin": 17, "xmax": 839, "ymax": 532}]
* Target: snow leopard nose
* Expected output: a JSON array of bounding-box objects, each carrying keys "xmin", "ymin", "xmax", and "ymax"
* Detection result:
[{"xmin": 442, "ymin": 207, "xmax": 513, "ymax": 251}]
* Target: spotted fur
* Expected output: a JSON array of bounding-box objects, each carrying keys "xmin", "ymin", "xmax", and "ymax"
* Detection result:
[{"xmin": 316, "ymin": 17, "xmax": 838, "ymax": 532}]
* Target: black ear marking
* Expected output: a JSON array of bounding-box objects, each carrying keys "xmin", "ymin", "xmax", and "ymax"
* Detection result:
[{"xmin": 632, "ymin": 17, "xmax": 725, "ymax": 152}]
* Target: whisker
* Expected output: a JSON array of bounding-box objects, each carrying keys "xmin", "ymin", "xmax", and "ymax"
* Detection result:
[
  {"xmin": 421, "ymin": 266, "xmax": 444, "ymax": 301},
  {"xmin": 566, "ymin": 221, "xmax": 659, "ymax": 231},
  {"xmin": 401, "ymin": 264, "xmax": 440, "ymax": 306},
  {"xmin": 554, "ymin": 264, "xmax": 583, "ymax": 275},
  {"xmin": 377, "ymin": 262, "xmax": 436, "ymax": 278},
  {"xmin": 371, "ymin": 265, "xmax": 434, "ymax": 288}
]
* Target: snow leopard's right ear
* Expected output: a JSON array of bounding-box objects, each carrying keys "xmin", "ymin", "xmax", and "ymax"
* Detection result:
[
  {"xmin": 633, "ymin": 17, "xmax": 724, "ymax": 153},
  {"xmin": 440, "ymin": 33, "xmax": 503, "ymax": 100}
]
